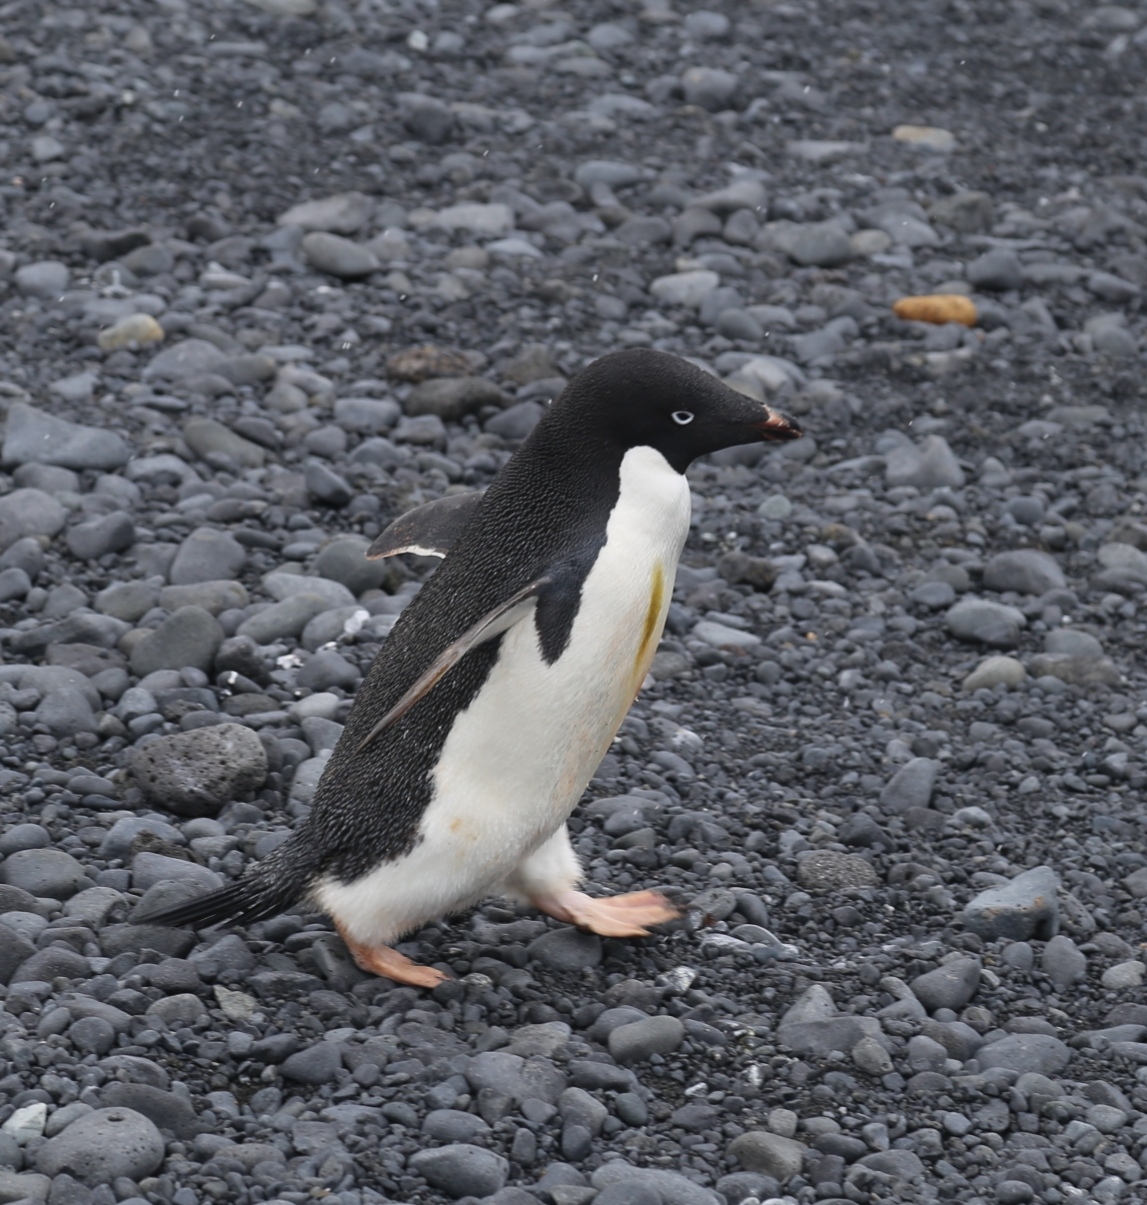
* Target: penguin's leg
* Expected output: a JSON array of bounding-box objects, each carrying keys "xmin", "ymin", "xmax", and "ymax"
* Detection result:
[
  {"xmin": 504, "ymin": 826, "xmax": 679, "ymax": 939},
  {"xmin": 332, "ymin": 919, "xmax": 448, "ymax": 989}
]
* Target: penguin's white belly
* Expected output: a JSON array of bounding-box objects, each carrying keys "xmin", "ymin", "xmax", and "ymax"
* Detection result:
[{"xmin": 320, "ymin": 445, "xmax": 690, "ymax": 944}]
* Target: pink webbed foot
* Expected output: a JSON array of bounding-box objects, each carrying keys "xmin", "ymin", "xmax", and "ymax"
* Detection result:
[
  {"xmin": 531, "ymin": 889, "xmax": 679, "ymax": 938},
  {"xmin": 334, "ymin": 920, "xmax": 449, "ymax": 988}
]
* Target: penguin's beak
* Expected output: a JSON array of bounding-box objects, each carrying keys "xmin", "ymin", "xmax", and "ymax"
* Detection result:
[{"xmin": 756, "ymin": 405, "xmax": 803, "ymax": 442}]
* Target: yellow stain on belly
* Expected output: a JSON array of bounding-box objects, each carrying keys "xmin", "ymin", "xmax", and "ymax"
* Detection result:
[{"xmin": 634, "ymin": 562, "xmax": 666, "ymax": 681}]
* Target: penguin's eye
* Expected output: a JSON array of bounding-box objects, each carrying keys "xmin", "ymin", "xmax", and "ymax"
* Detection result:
[{"xmin": 672, "ymin": 411, "xmax": 694, "ymax": 425}]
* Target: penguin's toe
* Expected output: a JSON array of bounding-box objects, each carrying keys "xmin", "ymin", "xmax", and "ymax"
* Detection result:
[
  {"xmin": 335, "ymin": 923, "xmax": 450, "ymax": 988},
  {"xmin": 535, "ymin": 888, "xmax": 679, "ymax": 938}
]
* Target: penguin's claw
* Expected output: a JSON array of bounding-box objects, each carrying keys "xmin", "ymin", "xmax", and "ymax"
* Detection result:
[
  {"xmin": 335, "ymin": 925, "xmax": 449, "ymax": 988},
  {"xmin": 534, "ymin": 889, "xmax": 679, "ymax": 938}
]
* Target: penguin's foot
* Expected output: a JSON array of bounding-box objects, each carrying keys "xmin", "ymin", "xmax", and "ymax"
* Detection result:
[
  {"xmin": 532, "ymin": 889, "xmax": 679, "ymax": 938},
  {"xmin": 334, "ymin": 922, "xmax": 448, "ymax": 988}
]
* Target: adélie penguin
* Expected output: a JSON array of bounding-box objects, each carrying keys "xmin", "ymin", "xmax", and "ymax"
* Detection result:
[{"xmin": 143, "ymin": 348, "xmax": 802, "ymax": 986}]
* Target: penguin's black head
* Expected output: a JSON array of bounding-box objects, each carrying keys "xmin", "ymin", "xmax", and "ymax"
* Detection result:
[{"xmin": 550, "ymin": 348, "xmax": 802, "ymax": 473}]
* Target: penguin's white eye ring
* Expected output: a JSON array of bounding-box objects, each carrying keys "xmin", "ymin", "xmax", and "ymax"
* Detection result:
[{"xmin": 672, "ymin": 410, "xmax": 694, "ymax": 425}]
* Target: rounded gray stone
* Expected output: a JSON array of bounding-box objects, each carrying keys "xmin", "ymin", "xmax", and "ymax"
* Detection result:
[
  {"xmin": 35, "ymin": 1107, "xmax": 165, "ymax": 1184},
  {"xmin": 2, "ymin": 403, "xmax": 131, "ymax": 471},
  {"xmin": 130, "ymin": 722, "xmax": 268, "ymax": 817},
  {"xmin": 880, "ymin": 757, "xmax": 940, "ymax": 813},
  {"xmin": 34, "ymin": 687, "xmax": 98, "ymax": 736},
  {"xmin": 0, "ymin": 488, "xmax": 67, "ymax": 551},
  {"xmin": 726, "ymin": 1131, "xmax": 806, "ymax": 1181},
  {"xmin": 885, "ymin": 434, "xmax": 965, "ymax": 488},
  {"xmin": 945, "ymin": 599, "xmax": 1026, "ymax": 648},
  {"xmin": 910, "ymin": 956, "xmax": 981, "ymax": 1012},
  {"xmin": 963, "ymin": 865, "xmax": 1059, "ymax": 941},
  {"xmin": 15, "ymin": 259, "xmax": 69, "ymax": 298},
  {"xmin": 967, "ymin": 248, "xmax": 1024, "ymax": 290},
  {"xmin": 983, "ymin": 549, "xmax": 1065, "ymax": 596},
  {"xmin": 1041, "ymin": 934, "xmax": 1087, "ymax": 990},
  {"xmin": 527, "ymin": 927, "xmax": 603, "ymax": 971},
  {"xmin": 0, "ymin": 849, "xmax": 88, "ymax": 899},
  {"xmin": 608, "ymin": 1015, "xmax": 685, "ymax": 1063},
  {"xmin": 311, "ymin": 535, "xmax": 392, "ymax": 596},
  {"xmin": 422, "ymin": 1109, "xmax": 491, "ymax": 1144},
  {"xmin": 405, "ymin": 376, "xmax": 510, "ymax": 421},
  {"xmin": 68, "ymin": 1016, "xmax": 116, "ymax": 1056},
  {"xmin": 237, "ymin": 593, "xmax": 334, "ymax": 644},
  {"xmin": 409, "ymin": 1143, "xmax": 508, "ymax": 1199},
  {"xmin": 168, "ymin": 527, "xmax": 246, "ymax": 585},
  {"xmin": 130, "ymin": 606, "xmax": 224, "ymax": 676},
  {"xmin": 65, "ymin": 512, "xmax": 135, "ymax": 560},
  {"xmin": 302, "ymin": 231, "xmax": 379, "ymax": 278},
  {"xmin": 976, "ymin": 1033, "xmax": 1071, "ymax": 1076},
  {"xmin": 281, "ymin": 1042, "xmax": 343, "ymax": 1085},
  {"xmin": 681, "ymin": 65, "xmax": 739, "ymax": 111}
]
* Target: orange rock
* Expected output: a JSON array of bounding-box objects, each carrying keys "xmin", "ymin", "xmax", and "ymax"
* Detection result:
[{"xmin": 892, "ymin": 294, "xmax": 978, "ymax": 327}]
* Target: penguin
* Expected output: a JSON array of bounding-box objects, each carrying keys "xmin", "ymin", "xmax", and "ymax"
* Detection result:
[{"xmin": 143, "ymin": 348, "xmax": 801, "ymax": 987}]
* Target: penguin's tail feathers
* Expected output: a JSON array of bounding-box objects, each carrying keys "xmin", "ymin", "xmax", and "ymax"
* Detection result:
[{"xmin": 136, "ymin": 852, "xmax": 313, "ymax": 932}]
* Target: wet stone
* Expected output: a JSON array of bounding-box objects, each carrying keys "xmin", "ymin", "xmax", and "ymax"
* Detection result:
[
  {"xmin": 964, "ymin": 865, "xmax": 1059, "ymax": 941},
  {"xmin": 130, "ymin": 722, "xmax": 268, "ymax": 817},
  {"xmin": 409, "ymin": 1143, "xmax": 509, "ymax": 1199},
  {"xmin": 911, "ymin": 957, "xmax": 981, "ymax": 1012},
  {"xmin": 35, "ymin": 1108, "xmax": 165, "ymax": 1185},
  {"xmin": 0, "ymin": 849, "xmax": 89, "ymax": 898},
  {"xmin": 129, "ymin": 606, "xmax": 224, "ymax": 676}
]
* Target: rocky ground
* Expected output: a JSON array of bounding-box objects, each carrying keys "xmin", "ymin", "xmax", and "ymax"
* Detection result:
[{"xmin": 2, "ymin": 0, "xmax": 1147, "ymax": 1203}]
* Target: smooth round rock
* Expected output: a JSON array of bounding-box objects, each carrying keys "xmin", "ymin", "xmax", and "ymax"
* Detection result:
[
  {"xmin": 0, "ymin": 849, "xmax": 88, "ymax": 899},
  {"xmin": 2, "ymin": 403, "xmax": 131, "ymax": 470},
  {"xmin": 408, "ymin": 1143, "xmax": 509, "ymax": 1199},
  {"xmin": 168, "ymin": 528, "xmax": 246, "ymax": 585},
  {"xmin": 608, "ymin": 1015, "xmax": 685, "ymax": 1063},
  {"xmin": 526, "ymin": 927, "xmax": 603, "ymax": 971},
  {"xmin": 130, "ymin": 606, "xmax": 225, "ymax": 676}
]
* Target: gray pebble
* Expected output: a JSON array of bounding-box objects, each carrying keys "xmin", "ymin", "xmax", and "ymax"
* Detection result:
[
  {"xmin": 406, "ymin": 376, "xmax": 510, "ymax": 421},
  {"xmin": 333, "ymin": 395, "xmax": 401, "ymax": 433},
  {"xmin": 0, "ymin": 849, "xmax": 88, "ymax": 898},
  {"xmin": 423, "ymin": 1109, "xmax": 491, "ymax": 1144},
  {"xmin": 132, "ymin": 851, "xmax": 222, "ymax": 894},
  {"xmin": 486, "ymin": 400, "xmax": 545, "ymax": 440},
  {"xmin": 0, "ymin": 487, "xmax": 67, "ymax": 550},
  {"xmin": 726, "ymin": 1130, "xmax": 806, "ymax": 1181},
  {"xmin": 35, "ymin": 1107, "xmax": 165, "ymax": 1185},
  {"xmin": 762, "ymin": 219, "xmax": 854, "ymax": 268},
  {"xmin": 2, "ymin": 402, "xmax": 131, "ymax": 470},
  {"xmin": 945, "ymin": 598, "xmax": 1026, "ymax": 648},
  {"xmin": 130, "ymin": 606, "xmax": 224, "ymax": 676},
  {"xmin": 281, "ymin": 1041, "xmax": 343, "ymax": 1084},
  {"xmin": 963, "ymin": 865, "xmax": 1059, "ymax": 941},
  {"xmin": 982, "ymin": 549, "xmax": 1065, "ymax": 595},
  {"xmin": 527, "ymin": 927, "xmax": 603, "ymax": 970},
  {"xmin": 168, "ymin": 527, "xmax": 246, "ymax": 585},
  {"xmin": 885, "ymin": 434, "xmax": 965, "ymax": 488},
  {"xmin": 183, "ymin": 416, "xmax": 266, "ymax": 468},
  {"xmin": 297, "ymin": 649, "xmax": 358, "ymax": 691},
  {"xmin": 975, "ymin": 1033, "xmax": 1070, "ymax": 1075},
  {"xmin": 302, "ymin": 231, "xmax": 379, "ymax": 278},
  {"xmin": 305, "ymin": 459, "xmax": 354, "ymax": 506},
  {"xmin": 311, "ymin": 535, "xmax": 392, "ymax": 596},
  {"xmin": 131, "ymin": 722, "xmax": 267, "ymax": 817},
  {"xmin": 1041, "ymin": 934, "xmax": 1087, "ymax": 989},
  {"xmin": 910, "ymin": 956, "xmax": 981, "ymax": 1012},
  {"xmin": 879, "ymin": 757, "xmax": 940, "ymax": 813},
  {"xmin": 237, "ymin": 592, "xmax": 334, "ymax": 643},
  {"xmin": 966, "ymin": 248, "xmax": 1024, "ymax": 290},
  {"xmin": 34, "ymin": 686, "xmax": 98, "ymax": 736},
  {"xmin": 0, "ymin": 822, "xmax": 50, "ymax": 855},
  {"xmin": 409, "ymin": 1143, "xmax": 508, "ymax": 1199},
  {"xmin": 15, "ymin": 259, "xmax": 69, "ymax": 298},
  {"xmin": 65, "ymin": 512, "xmax": 135, "ymax": 560},
  {"xmin": 796, "ymin": 849, "xmax": 878, "ymax": 889},
  {"xmin": 608, "ymin": 1015, "xmax": 684, "ymax": 1063}
]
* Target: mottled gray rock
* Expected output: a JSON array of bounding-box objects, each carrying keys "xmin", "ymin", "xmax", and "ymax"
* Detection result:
[
  {"xmin": 976, "ymin": 1033, "xmax": 1070, "ymax": 1075},
  {"xmin": 760, "ymin": 220, "xmax": 854, "ymax": 267},
  {"xmin": 1042, "ymin": 934, "xmax": 1087, "ymax": 989},
  {"xmin": 964, "ymin": 865, "xmax": 1059, "ymax": 941},
  {"xmin": 263, "ymin": 571, "xmax": 355, "ymax": 608},
  {"xmin": 129, "ymin": 606, "xmax": 224, "ymax": 676},
  {"xmin": 278, "ymin": 191, "xmax": 374, "ymax": 234},
  {"xmin": 183, "ymin": 417, "xmax": 266, "ymax": 468},
  {"xmin": 796, "ymin": 849, "xmax": 878, "ymax": 889},
  {"xmin": 880, "ymin": 757, "xmax": 940, "ymax": 813},
  {"xmin": 405, "ymin": 376, "xmax": 510, "ymax": 420},
  {"xmin": 35, "ymin": 1107, "xmax": 165, "ymax": 1184},
  {"xmin": 131, "ymin": 722, "xmax": 268, "ymax": 817},
  {"xmin": 281, "ymin": 1042, "xmax": 343, "ymax": 1084},
  {"xmin": 168, "ymin": 527, "xmax": 246, "ymax": 585},
  {"xmin": 726, "ymin": 1131, "xmax": 806, "ymax": 1181},
  {"xmin": 945, "ymin": 599, "xmax": 1026, "ymax": 648},
  {"xmin": 311, "ymin": 536, "xmax": 392, "ymax": 595},
  {"xmin": 486, "ymin": 400, "xmax": 545, "ymax": 440},
  {"xmin": 16, "ymin": 259, "xmax": 69, "ymax": 298},
  {"xmin": 0, "ymin": 487, "xmax": 67, "ymax": 551},
  {"xmin": 302, "ymin": 232, "xmax": 379, "ymax": 278},
  {"xmin": 132, "ymin": 851, "xmax": 223, "ymax": 893},
  {"xmin": 778, "ymin": 983, "xmax": 883, "ymax": 1056},
  {"xmin": 0, "ymin": 849, "xmax": 88, "ymax": 898},
  {"xmin": 983, "ymin": 549, "xmax": 1065, "ymax": 595},
  {"xmin": 3, "ymin": 403, "xmax": 131, "ymax": 470},
  {"xmin": 910, "ymin": 957, "xmax": 981, "ymax": 1012},
  {"xmin": 608, "ymin": 1015, "xmax": 685, "ymax": 1063},
  {"xmin": 409, "ymin": 1144, "xmax": 508, "ymax": 1199},
  {"xmin": 527, "ymin": 927, "xmax": 602, "ymax": 971},
  {"xmin": 65, "ymin": 512, "xmax": 135, "ymax": 560},
  {"xmin": 885, "ymin": 435, "xmax": 965, "ymax": 488},
  {"xmin": 591, "ymin": 1161, "xmax": 723, "ymax": 1205},
  {"xmin": 967, "ymin": 248, "xmax": 1024, "ymax": 290},
  {"xmin": 465, "ymin": 1050, "xmax": 566, "ymax": 1106},
  {"xmin": 142, "ymin": 338, "xmax": 228, "ymax": 381}
]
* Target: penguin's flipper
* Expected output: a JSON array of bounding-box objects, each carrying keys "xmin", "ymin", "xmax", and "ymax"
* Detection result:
[
  {"xmin": 366, "ymin": 491, "xmax": 483, "ymax": 560},
  {"xmin": 357, "ymin": 574, "xmax": 554, "ymax": 750}
]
